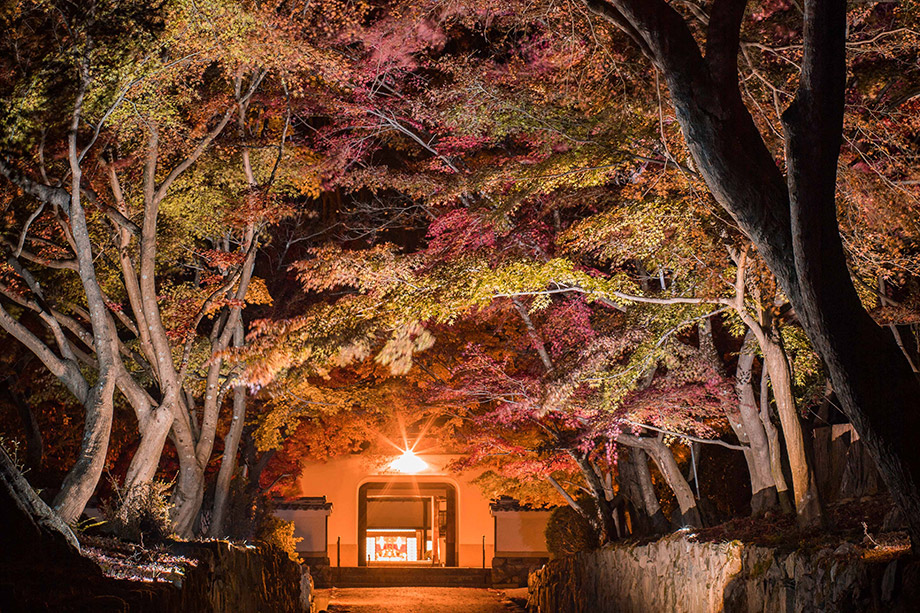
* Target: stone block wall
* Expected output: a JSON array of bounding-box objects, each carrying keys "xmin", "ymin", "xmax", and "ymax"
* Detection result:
[
  {"xmin": 492, "ymin": 556, "xmax": 550, "ymax": 587},
  {"xmin": 306, "ymin": 560, "xmax": 333, "ymax": 588},
  {"xmin": 527, "ymin": 535, "xmax": 920, "ymax": 613}
]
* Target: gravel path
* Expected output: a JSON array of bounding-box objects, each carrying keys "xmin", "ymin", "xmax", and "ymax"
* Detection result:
[{"xmin": 315, "ymin": 587, "xmax": 524, "ymax": 613}]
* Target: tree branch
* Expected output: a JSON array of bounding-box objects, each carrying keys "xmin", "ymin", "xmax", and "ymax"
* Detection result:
[
  {"xmin": 622, "ymin": 420, "xmax": 748, "ymax": 450},
  {"xmin": 547, "ymin": 474, "xmax": 586, "ymax": 515},
  {"xmin": 0, "ymin": 154, "xmax": 71, "ymax": 213},
  {"xmin": 579, "ymin": 0, "xmax": 654, "ymax": 61}
]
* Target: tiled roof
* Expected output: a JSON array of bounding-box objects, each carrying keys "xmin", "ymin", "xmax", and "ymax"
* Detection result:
[
  {"xmin": 489, "ymin": 496, "xmax": 554, "ymax": 512},
  {"xmin": 274, "ymin": 496, "xmax": 333, "ymax": 511}
]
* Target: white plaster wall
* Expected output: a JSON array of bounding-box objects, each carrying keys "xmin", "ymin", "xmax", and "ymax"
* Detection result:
[
  {"xmin": 274, "ymin": 508, "xmax": 328, "ymax": 555},
  {"xmin": 494, "ymin": 511, "xmax": 552, "ymax": 556}
]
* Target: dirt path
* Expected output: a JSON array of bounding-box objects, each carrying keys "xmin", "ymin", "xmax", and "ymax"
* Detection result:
[{"xmin": 315, "ymin": 587, "xmax": 525, "ymax": 613}]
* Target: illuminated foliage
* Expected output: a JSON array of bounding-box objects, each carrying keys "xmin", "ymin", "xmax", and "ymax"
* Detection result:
[{"xmin": 1, "ymin": 0, "xmax": 919, "ymax": 543}]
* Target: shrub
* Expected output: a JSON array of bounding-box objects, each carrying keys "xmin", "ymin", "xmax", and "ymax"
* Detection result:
[
  {"xmin": 0, "ymin": 437, "xmax": 25, "ymax": 473},
  {"xmin": 545, "ymin": 503, "xmax": 598, "ymax": 557},
  {"xmin": 257, "ymin": 515, "xmax": 303, "ymax": 562},
  {"xmin": 101, "ymin": 479, "xmax": 173, "ymax": 545}
]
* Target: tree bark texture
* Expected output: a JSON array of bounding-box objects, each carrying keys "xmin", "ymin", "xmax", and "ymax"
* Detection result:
[
  {"xmin": 760, "ymin": 366, "xmax": 793, "ymax": 514},
  {"xmin": 781, "ymin": 0, "xmax": 920, "ymax": 543},
  {"xmin": 52, "ymin": 83, "xmax": 121, "ymax": 522},
  {"xmin": 700, "ymin": 321, "xmax": 779, "ymax": 514}
]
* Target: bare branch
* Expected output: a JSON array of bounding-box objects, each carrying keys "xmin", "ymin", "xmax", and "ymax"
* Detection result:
[{"xmin": 623, "ymin": 420, "xmax": 748, "ymax": 451}]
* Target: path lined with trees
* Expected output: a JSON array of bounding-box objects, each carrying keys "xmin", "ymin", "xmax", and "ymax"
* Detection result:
[{"xmin": 0, "ymin": 0, "xmax": 918, "ymax": 579}]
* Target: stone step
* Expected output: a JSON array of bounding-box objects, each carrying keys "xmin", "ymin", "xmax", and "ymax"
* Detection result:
[{"xmin": 328, "ymin": 566, "xmax": 492, "ymax": 588}]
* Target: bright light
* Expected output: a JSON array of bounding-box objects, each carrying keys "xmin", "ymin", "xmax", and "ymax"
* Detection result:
[{"xmin": 389, "ymin": 449, "xmax": 428, "ymax": 474}]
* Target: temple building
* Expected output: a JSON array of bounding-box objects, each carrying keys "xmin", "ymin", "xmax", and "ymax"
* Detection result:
[{"xmin": 275, "ymin": 450, "xmax": 553, "ymax": 586}]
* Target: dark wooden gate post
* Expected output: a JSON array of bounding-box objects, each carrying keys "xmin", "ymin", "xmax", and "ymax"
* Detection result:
[{"xmin": 357, "ymin": 483, "xmax": 368, "ymax": 566}]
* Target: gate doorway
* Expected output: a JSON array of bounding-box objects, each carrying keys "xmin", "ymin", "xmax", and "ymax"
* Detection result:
[{"xmin": 358, "ymin": 481, "xmax": 457, "ymax": 567}]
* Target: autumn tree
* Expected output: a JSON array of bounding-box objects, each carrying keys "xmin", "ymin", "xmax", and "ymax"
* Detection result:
[
  {"xmin": 0, "ymin": 0, "xmax": 307, "ymax": 533},
  {"xmin": 572, "ymin": 0, "xmax": 920, "ymax": 542}
]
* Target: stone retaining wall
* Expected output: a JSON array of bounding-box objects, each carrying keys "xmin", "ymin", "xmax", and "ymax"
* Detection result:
[
  {"xmin": 164, "ymin": 541, "xmax": 310, "ymax": 613},
  {"xmin": 492, "ymin": 556, "xmax": 550, "ymax": 587},
  {"xmin": 527, "ymin": 535, "xmax": 920, "ymax": 612},
  {"xmin": 0, "ymin": 539, "xmax": 311, "ymax": 612}
]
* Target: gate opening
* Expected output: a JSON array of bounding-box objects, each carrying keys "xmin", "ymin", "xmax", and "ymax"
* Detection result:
[{"xmin": 358, "ymin": 482, "xmax": 457, "ymax": 566}]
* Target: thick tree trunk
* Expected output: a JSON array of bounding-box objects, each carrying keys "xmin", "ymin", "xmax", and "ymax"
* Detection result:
[
  {"xmin": 53, "ymin": 378, "xmax": 116, "ymax": 522},
  {"xmin": 123, "ymin": 405, "xmax": 173, "ymax": 490},
  {"xmin": 616, "ymin": 448, "xmax": 651, "ymax": 535},
  {"xmin": 782, "ymin": 0, "xmax": 920, "ymax": 545},
  {"xmin": 169, "ymin": 412, "xmax": 205, "ymax": 537}
]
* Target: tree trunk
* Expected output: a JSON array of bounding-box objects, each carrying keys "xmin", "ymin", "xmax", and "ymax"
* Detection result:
[
  {"xmin": 168, "ymin": 407, "xmax": 205, "ymax": 537},
  {"xmin": 52, "ymin": 378, "xmax": 116, "ymax": 522},
  {"xmin": 123, "ymin": 405, "xmax": 173, "ymax": 490},
  {"xmin": 616, "ymin": 448, "xmax": 649, "ymax": 534},
  {"xmin": 568, "ymin": 450, "xmax": 618, "ymax": 545},
  {"xmin": 587, "ymin": 0, "xmax": 920, "ymax": 543},
  {"xmin": 621, "ymin": 433, "xmax": 701, "ymax": 528},
  {"xmin": 760, "ymin": 366, "xmax": 793, "ymax": 513},
  {"xmin": 760, "ymin": 330, "xmax": 824, "ymax": 528},
  {"xmin": 645, "ymin": 436, "xmax": 701, "ymax": 528},
  {"xmin": 210, "ymin": 324, "xmax": 248, "ymax": 537},
  {"xmin": 734, "ymin": 332, "xmax": 779, "ymax": 514},
  {"xmin": 50, "ymin": 82, "xmax": 122, "ymax": 524},
  {"xmin": 209, "ymin": 393, "xmax": 244, "ymax": 532},
  {"xmin": 701, "ymin": 320, "xmax": 779, "ymax": 514},
  {"xmin": 698, "ymin": 317, "xmax": 725, "ymax": 376},
  {"xmin": 170, "ymin": 458, "xmax": 204, "ymax": 538},
  {"xmin": 625, "ymin": 447, "xmax": 669, "ymax": 533},
  {"xmin": 782, "ymin": 0, "xmax": 920, "ymax": 545}
]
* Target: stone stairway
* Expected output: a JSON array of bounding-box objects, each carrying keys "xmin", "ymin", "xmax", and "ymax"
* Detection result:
[{"xmin": 328, "ymin": 566, "xmax": 492, "ymax": 588}]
